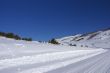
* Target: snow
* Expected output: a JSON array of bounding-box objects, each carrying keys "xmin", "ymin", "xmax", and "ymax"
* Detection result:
[
  {"xmin": 0, "ymin": 36, "xmax": 110, "ymax": 73},
  {"xmin": 19, "ymin": 49, "xmax": 106, "ymax": 73},
  {"xmin": 56, "ymin": 29, "xmax": 110, "ymax": 48}
]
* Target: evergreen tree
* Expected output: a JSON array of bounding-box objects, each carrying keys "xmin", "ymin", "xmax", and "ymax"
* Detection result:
[
  {"xmin": 27, "ymin": 38, "xmax": 32, "ymax": 41},
  {"xmin": 14, "ymin": 35, "xmax": 21, "ymax": 40},
  {"xmin": 49, "ymin": 38, "xmax": 59, "ymax": 44},
  {"xmin": 6, "ymin": 33, "xmax": 14, "ymax": 38},
  {"xmin": 0, "ymin": 32, "xmax": 6, "ymax": 36},
  {"xmin": 22, "ymin": 38, "xmax": 32, "ymax": 41}
]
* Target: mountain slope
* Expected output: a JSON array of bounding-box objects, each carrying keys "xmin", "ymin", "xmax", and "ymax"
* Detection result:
[
  {"xmin": 0, "ymin": 36, "xmax": 109, "ymax": 73},
  {"xmin": 56, "ymin": 28, "xmax": 110, "ymax": 48}
]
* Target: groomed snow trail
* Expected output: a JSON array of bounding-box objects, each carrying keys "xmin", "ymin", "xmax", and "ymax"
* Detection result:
[
  {"xmin": 0, "ymin": 48, "xmax": 108, "ymax": 73},
  {"xmin": 0, "ymin": 50, "xmax": 100, "ymax": 69},
  {"xmin": 47, "ymin": 49, "xmax": 110, "ymax": 73},
  {"xmin": 19, "ymin": 49, "xmax": 108, "ymax": 73}
]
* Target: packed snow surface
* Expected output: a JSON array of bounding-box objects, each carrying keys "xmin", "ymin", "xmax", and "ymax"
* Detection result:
[{"xmin": 0, "ymin": 37, "xmax": 110, "ymax": 73}]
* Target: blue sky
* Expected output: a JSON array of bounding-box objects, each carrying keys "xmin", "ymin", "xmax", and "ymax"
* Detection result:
[{"xmin": 0, "ymin": 0, "xmax": 110, "ymax": 41}]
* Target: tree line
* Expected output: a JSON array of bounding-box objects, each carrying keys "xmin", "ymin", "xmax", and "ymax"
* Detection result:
[
  {"xmin": 0, "ymin": 32, "xmax": 32, "ymax": 41},
  {"xmin": 0, "ymin": 31, "xmax": 61, "ymax": 44}
]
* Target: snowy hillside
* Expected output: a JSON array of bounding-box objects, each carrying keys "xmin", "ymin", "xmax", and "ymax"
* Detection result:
[
  {"xmin": 57, "ymin": 28, "xmax": 110, "ymax": 48},
  {"xmin": 0, "ymin": 36, "xmax": 110, "ymax": 73}
]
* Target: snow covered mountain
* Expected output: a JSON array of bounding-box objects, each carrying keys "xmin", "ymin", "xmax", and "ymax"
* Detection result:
[
  {"xmin": 0, "ymin": 33, "xmax": 110, "ymax": 73},
  {"xmin": 56, "ymin": 28, "xmax": 110, "ymax": 48}
]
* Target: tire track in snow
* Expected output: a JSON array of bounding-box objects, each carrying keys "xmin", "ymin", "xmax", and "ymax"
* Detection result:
[
  {"xmin": 47, "ymin": 50, "xmax": 110, "ymax": 73},
  {"xmin": 19, "ymin": 49, "xmax": 106, "ymax": 73},
  {"xmin": 0, "ymin": 50, "xmax": 101, "ymax": 70},
  {"xmin": 0, "ymin": 50, "xmax": 97, "ymax": 73},
  {"xmin": 84, "ymin": 51, "xmax": 110, "ymax": 73}
]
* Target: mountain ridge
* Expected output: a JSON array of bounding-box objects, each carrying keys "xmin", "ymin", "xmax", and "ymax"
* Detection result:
[{"xmin": 56, "ymin": 28, "xmax": 110, "ymax": 48}]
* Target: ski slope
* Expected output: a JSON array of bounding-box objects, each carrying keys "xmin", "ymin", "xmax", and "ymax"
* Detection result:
[{"xmin": 0, "ymin": 37, "xmax": 110, "ymax": 73}]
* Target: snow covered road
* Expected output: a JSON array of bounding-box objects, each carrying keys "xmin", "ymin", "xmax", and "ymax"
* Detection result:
[
  {"xmin": 0, "ymin": 48, "xmax": 109, "ymax": 73},
  {"xmin": 47, "ymin": 49, "xmax": 110, "ymax": 73}
]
